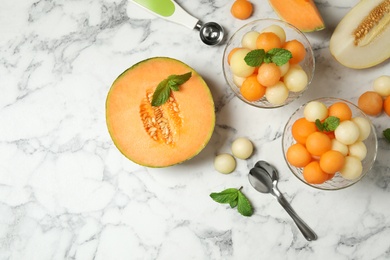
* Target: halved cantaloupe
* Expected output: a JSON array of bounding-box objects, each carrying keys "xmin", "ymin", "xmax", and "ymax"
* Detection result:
[
  {"xmin": 268, "ymin": 0, "xmax": 325, "ymax": 32},
  {"xmin": 106, "ymin": 57, "xmax": 215, "ymax": 167},
  {"xmin": 330, "ymin": 0, "xmax": 390, "ymax": 69}
]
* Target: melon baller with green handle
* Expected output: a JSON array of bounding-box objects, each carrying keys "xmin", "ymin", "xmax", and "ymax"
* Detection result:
[{"xmin": 131, "ymin": 0, "xmax": 224, "ymax": 46}]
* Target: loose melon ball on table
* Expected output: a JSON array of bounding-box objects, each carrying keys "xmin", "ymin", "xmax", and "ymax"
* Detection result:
[
  {"xmin": 231, "ymin": 0, "xmax": 253, "ymax": 20},
  {"xmin": 358, "ymin": 91, "xmax": 383, "ymax": 116},
  {"xmin": 373, "ymin": 75, "xmax": 390, "ymax": 97},
  {"xmin": 105, "ymin": 57, "xmax": 215, "ymax": 167},
  {"xmin": 230, "ymin": 48, "xmax": 256, "ymax": 77},
  {"xmin": 214, "ymin": 154, "xmax": 236, "ymax": 174},
  {"xmin": 231, "ymin": 137, "xmax": 254, "ymax": 159}
]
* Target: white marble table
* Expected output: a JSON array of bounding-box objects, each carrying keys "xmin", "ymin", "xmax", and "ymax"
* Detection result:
[{"xmin": 1, "ymin": 0, "xmax": 389, "ymax": 259}]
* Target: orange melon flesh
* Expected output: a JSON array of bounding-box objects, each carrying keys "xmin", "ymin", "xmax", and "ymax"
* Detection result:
[
  {"xmin": 106, "ymin": 57, "xmax": 215, "ymax": 167},
  {"xmin": 269, "ymin": 0, "xmax": 325, "ymax": 32}
]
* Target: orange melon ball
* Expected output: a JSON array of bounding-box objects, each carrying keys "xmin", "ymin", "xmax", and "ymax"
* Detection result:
[
  {"xmin": 286, "ymin": 143, "xmax": 312, "ymax": 167},
  {"xmin": 256, "ymin": 32, "xmax": 282, "ymax": 52},
  {"xmin": 291, "ymin": 117, "xmax": 317, "ymax": 144},
  {"xmin": 319, "ymin": 150, "xmax": 345, "ymax": 174},
  {"xmin": 358, "ymin": 91, "xmax": 383, "ymax": 116},
  {"xmin": 303, "ymin": 161, "xmax": 329, "ymax": 184},
  {"xmin": 328, "ymin": 102, "xmax": 352, "ymax": 121},
  {"xmin": 240, "ymin": 74, "xmax": 266, "ymax": 101},
  {"xmin": 384, "ymin": 96, "xmax": 390, "ymax": 116},
  {"xmin": 282, "ymin": 40, "xmax": 306, "ymax": 64},
  {"xmin": 257, "ymin": 62, "xmax": 281, "ymax": 87},
  {"xmin": 306, "ymin": 132, "xmax": 332, "ymax": 156},
  {"xmin": 231, "ymin": 0, "xmax": 253, "ymax": 20}
]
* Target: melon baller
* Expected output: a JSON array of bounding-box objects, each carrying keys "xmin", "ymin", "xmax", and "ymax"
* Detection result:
[{"xmin": 131, "ymin": 0, "xmax": 225, "ymax": 46}]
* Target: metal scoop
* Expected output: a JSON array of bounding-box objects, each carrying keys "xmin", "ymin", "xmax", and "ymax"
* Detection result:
[
  {"xmin": 131, "ymin": 0, "xmax": 224, "ymax": 46},
  {"xmin": 248, "ymin": 161, "xmax": 318, "ymax": 241}
]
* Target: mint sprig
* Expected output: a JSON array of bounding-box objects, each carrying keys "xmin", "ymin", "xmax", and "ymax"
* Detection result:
[
  {"xmin": 244, "ymin": 48, "xmax": 292, "ymax": 67},
  {"xmin": 384, "ymin": 128, "xmax": 390, "ymax": 142},
  {"xmin": 315, "ymin": 116, "xmax": 340, "ymax": 132},
  {"xmin": 210, "ymin": 187, "xmax": 253, "ymax": 217},
  {"xmin": 151, "ymin": 72, "xmax": 192, "ymax": 106}
]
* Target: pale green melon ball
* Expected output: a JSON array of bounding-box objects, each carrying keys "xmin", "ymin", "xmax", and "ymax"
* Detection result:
[
  {"xmin": 331, "ymin": 139, "xmax": 349, "ymax": 156},
  {"xmin": 279, "ymin": 62, "xmax": 290, "ymax": 77},
  {"xmin": 230, "ymin": 49, "xmax": 255, "ymax": 78},
  {"xmin": 348, "ymin": 141, "xmax": 367, "ymax": 161},
  {"xmin": 231, "ymin": 137, "xmax": 253, "ymax": 159},
  {"xmin": 265, "ymin": 81, "xmax": 289, "ymax": 105},
  {"xmin": 214, "ymin": 154, "xmax": 236, "ymax": 174},
  {"xmin": 351, "ymin": 117, "xmax": 371, "ymax": 141},
  {"xmin": 373, "ymin": 75, "xmax": 390, "ymax": 97},
  {"xmin": 284, "ymin": 67, "xmax": 308, "ymax": 92},
  {"xmin": 241, "ymin": 31, "xmax": 260, "ymax": 50},
  {"xmin": 335, "ymin": 120, "xmax": 360, "ymax": 145},
  {"xmin": 304, "ymin": 101, "xmax": 328, "ymax": 122},
  {"xmin": 340, "ymin": 156, "xmax": 363, "ymax": 180}
]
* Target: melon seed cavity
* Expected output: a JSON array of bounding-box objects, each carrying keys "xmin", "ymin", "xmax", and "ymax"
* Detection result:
[
  {"xmin": 139, "ymin": 91, "xmax": 183, "ymax": 145},
  {"xmin": 353, "ymin": 0, "xmax": 390, "ymax": 46}
]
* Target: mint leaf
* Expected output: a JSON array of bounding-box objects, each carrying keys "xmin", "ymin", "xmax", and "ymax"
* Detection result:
[
  {"xmin": 384, "ymin": 128, "xmax": 390, "ymax": 142},
  {"xmin": 315, "ymin": 116, "xmax": 340, "ymax": 132},
  {"xmin": 210, "ymin": 188, "xmax": 239, "ymax": 204},
  {"xmin": 151, "ymin": 79, "xmax": 171, "ymax": 106},
  {"xmin": 151, "ymin": 72, "xmax": 192, "ymax": 106},
  {"xmin": 210, "ymin": 187, "xmax": 253, "ymax": 217},
  {"xmin": 237, "ymin": 191, "xmax": 253, "ymax": 217},
  {"xmin": 266, "ymin": 48, "xmax": 292, "ymax": 66},
  {"xmin": 244, "ymin": 49, "xmax": 266, "ymax": 67}
]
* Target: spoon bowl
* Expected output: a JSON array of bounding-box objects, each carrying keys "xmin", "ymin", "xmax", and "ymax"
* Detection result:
[{"xmin": 248, "ymin": 161, "xmax": 318, "ymax": 241}]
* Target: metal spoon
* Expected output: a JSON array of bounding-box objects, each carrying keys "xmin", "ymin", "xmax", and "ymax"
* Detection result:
[
  {"xmin": 131, "ymin": 0, "xmax": 224, "ymax": 46},
  {"xmin": 248, "ymin": 161, "xmax": 318, "ymax": 241}
]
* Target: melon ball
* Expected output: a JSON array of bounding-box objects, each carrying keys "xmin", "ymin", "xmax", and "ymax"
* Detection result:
[
  {"xmin": 331, "ymin": 139, "xmax": 349, "ymax": 156},
  {"xmin": 230, "ymin": 48, "xmax": 255, "ymax": 77},
  {"xmin": 261, "ymin": 24, "xmax": 286, "ymax": 44},
  {"xmin": 335, "ymin": 120, "xmax": 360, "ymax": 145},
  {"xmin": 351, "ymin": 116, "xmax": 371, "ymax": 141},
  {"xmin": 265, "ymin": 81, "xmax": 289, "ymax": 105},
  {"xmin": 304, "ymin": 101, "xmax": 328, "ymax": 122},
  {"xmin": 348, "ymin": 141, "xmax": 367, "ymax": 161},
  {"xmin": 283, "ymin": 67, "xmax": 308, "ymax": 92},
  {"xmin": 373, "ymin": 75, "xmax": 390, "ymax": 97},
  {"xmin": 340, "ymin": 156, "xmax": 363, "ymax": 180},
  {"xmin": 214, "ymin": 154, "xmax": 236, "ymax": 174},
  {"xmin": 233, "ymin": 74, "xmax": 246, "ymax": 87},
  {"xmin": 279, "ymin": 62, "xmax": 290, "ymax": 77},
  {"xmin": 241, "ymin": 31, "xmax": 260, "ymax": 50},
  {"xmin": 231, "ymin": 137, "xmax": 254, "ymax": 159}
]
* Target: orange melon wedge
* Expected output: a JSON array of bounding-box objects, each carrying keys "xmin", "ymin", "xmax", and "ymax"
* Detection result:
[
  {"xmin": 106, "ymin": 57, "xmax": 215, "ymax": 167},
  {"xmin": 269, "ymin": 0, "xmax": 325, "ymax": 32}
]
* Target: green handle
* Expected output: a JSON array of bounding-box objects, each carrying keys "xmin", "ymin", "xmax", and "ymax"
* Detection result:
[{"xmin": 133, "ymin": 0, "xmax": 175, "ymax": 17}]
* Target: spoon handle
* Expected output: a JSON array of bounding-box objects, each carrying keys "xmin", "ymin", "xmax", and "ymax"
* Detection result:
[{"xmin": 276, "ymin": 193, "xmax": 318, "ymax": 241}]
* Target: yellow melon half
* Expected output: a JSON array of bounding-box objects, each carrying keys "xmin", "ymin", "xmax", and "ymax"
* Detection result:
[
  {"xmin": 330, "ymin": 0, "xmax": 390, "ymax": 69},
  {"xmin": 106, "ymin": 57, "xmax": 215, "ymax": 167}
]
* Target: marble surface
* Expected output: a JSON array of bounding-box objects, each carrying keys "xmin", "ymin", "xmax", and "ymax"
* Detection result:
[{"xmin": 1, "ymin": 0, "xmax": 390, "ymax": 259}]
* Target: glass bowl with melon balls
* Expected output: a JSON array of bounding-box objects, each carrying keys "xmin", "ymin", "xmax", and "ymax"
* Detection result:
[
  {"xmin": 222, "ymin": 19, "xmax": 315, "ymax": 108},
  {"xmin": 282, "ymin": 97, "xmax": 378, "ymax": 190}
]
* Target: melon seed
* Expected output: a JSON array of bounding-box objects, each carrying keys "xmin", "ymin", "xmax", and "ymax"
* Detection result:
[{"xmin": 353, "ymin": 0, "xmax": 390, "ymax": 46}]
